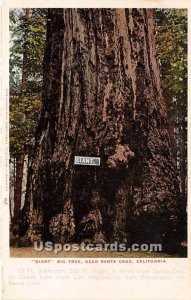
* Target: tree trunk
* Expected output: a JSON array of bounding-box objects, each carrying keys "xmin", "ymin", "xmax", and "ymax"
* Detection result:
[
  {"xmin": 164, "ymin": 94, "xmax": 177, "ymax": 161},
  {"xmin": 13, "ymin": 8, "xmax": 30, "ymax": 218},
  {"xmin": 18, "ymin": 9, "xmax": 181, "ymax": 251},
  {"xmin": 179, "ymin": 114, "xmax": 186, "ymax": 197},
  {"xmin": 13, "ymin": 154, "xmax": 25, "ymax": 216},
  {"xmin": 179, "ymin": 111, "xmax": 187, "ymax": 241},
  {"xmin": 21, "ymin": 8, "xmax": 29, "ymax": 94}
]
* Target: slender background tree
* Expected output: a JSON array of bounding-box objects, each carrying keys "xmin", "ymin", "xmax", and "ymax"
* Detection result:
[
  {"xmin": 9, "ymin": 8, "xmax": 47, "ymax": 219},
  {"xmin": 155, "ymin": 9, "xmax": 187, "ymax": 240}
]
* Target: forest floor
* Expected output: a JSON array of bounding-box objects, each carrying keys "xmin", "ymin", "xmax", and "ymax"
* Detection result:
[{"xmin": 10, "ymin": 246, "xmax": 187, "ymax": 258}]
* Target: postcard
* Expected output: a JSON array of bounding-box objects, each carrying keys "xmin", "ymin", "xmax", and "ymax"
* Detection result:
[{"xmin": 1, "ymin": 1, "xmax": 190, "ymax": 299}]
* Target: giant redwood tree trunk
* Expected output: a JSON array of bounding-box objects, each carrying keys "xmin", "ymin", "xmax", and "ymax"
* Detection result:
[{"xmin": 18, "ymin": 8, "xmax": 181, "ymax": 251}]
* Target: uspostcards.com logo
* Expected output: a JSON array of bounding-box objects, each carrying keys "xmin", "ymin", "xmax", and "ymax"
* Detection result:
[{"xmin": 34, "ymin": 241, "xmax": 162, "ymax": 254}]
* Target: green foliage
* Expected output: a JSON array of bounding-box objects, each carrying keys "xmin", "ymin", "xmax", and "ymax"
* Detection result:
[
  {"xmin": 155, "ymin": 9, "xmax": 187, "ymax": 108},
  {"xmin": 155, "ymin": 9, "xmax": 187, "ymax": 196},
  {"xmin": 10, "ymin": 9, "xmax": 47, "ymax": 93},
  {"xmin": 9, "ymin": 9, "xmax": 47, "ymax": 156},
  {"xmin": 10, "ymin": 94, "xmax": 41, "ymax": 154}
]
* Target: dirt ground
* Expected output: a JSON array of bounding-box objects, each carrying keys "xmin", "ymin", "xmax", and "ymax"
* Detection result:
[{"xmin": 10, "ymin": 247, "xmax": 185, "ymax": 258}]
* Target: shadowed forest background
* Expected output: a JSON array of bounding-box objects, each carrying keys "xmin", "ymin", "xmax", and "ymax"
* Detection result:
[{"xmin": 9, "ymin": 8, "xmax": 187, "ymax": 256}]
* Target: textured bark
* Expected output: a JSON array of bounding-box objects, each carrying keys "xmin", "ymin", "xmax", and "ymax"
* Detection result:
[
  {"xmin": 179, "ymin": 117, "xmax": 187, "ymax": 241},
  {"xmin": 17, "ymin": 9, "xmax": 181, "ymax": 251},
  {"xmin": 180, "ymin": 120, "xmax": 186, "ymax": 196},
  {"xmin": 13, "ymin": 154, "xmax": 24, "ymax": 217},
  {"xmin": 164, "ymin": 94, "xmax": 177, "ymax": 161},
  {"xmin": 13, "ymin": 9, "xmax": 30, "ymax": 219}
]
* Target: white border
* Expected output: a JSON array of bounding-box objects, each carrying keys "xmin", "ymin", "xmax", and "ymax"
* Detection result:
[{"xmin": 1, "ymin": 1, "xmax": 191, "ymax": 300}]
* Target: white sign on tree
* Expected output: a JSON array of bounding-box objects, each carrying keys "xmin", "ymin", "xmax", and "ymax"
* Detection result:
[{"xmin": 74, "ymin": 156, "xmax": 100, "ymax": 166}]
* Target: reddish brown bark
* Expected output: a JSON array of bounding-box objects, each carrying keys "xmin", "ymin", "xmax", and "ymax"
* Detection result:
[
  {"xmin": 15, "ymin": 9, "xmax": 181, "ymax": 252},
  {"xmin": 13, "ymin": 154, "xmax": 24, "ymax": 217}
]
